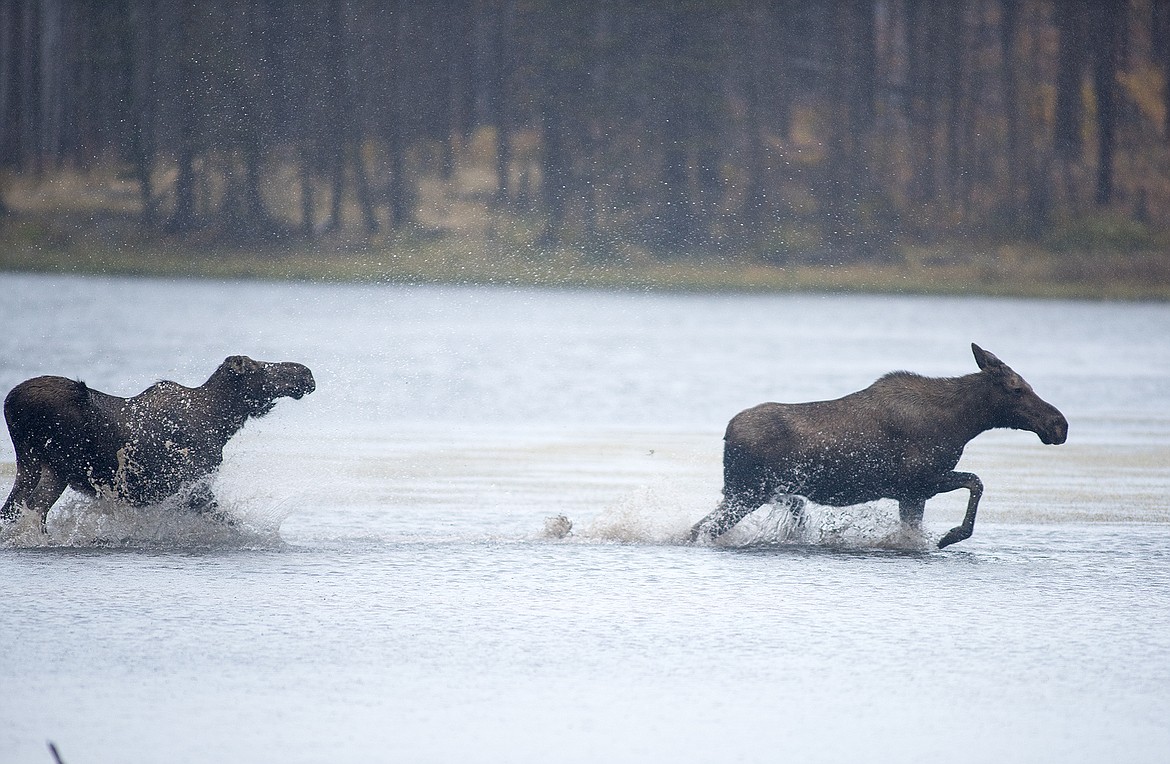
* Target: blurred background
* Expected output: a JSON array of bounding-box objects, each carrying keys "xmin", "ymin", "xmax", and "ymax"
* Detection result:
[{"xmin": 0, "ymin": 0, "xmax": 1167, "ymax": 295}]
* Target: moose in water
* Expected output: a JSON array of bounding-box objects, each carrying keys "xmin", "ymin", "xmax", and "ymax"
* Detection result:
[
  {"xmin": 690, "ymin": 344, "xmax": 1068, "ymax": 548},
  {"xmin": 1, "ymin": 355, "xmax": 315, "ymax": 532}
]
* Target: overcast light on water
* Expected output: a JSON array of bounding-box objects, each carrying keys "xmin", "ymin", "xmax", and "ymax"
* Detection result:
[{"xmin": 1, "ymin": 272, "xmax": 1168, "ymax": 763}]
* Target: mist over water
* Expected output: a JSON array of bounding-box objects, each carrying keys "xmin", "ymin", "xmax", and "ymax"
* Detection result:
[{"xmin": 1, "ymin": 273, "xmax": 1169, "ymax": 763}]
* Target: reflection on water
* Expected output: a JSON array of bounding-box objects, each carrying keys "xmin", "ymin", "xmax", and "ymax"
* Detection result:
[{"xmin": 1, "ymin": 273, "xmax": 1168, "ymax": 763}]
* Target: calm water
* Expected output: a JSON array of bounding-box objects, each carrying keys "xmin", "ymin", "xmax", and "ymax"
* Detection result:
[{"xmin": 1, "ymin": 272, "xmax": 1168, "ymax": 763}]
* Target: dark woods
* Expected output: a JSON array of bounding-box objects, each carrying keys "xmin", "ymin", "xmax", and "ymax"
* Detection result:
[{"xmin": 0, "ymin": 0, "xmax": 1164, "ymax": 259}]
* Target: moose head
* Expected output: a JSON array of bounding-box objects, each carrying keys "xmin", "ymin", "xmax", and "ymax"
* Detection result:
[
  {"xmin": 972, "ymin": 343, "xmax": 1068, "ymax": 445},
  {"xmin": 211, "ymin": 355, "xmax": 316, "ymax": 418}
]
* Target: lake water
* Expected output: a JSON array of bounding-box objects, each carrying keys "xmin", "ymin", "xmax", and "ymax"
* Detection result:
[{"xmin": 1, "ymin": 272, "xmax": 1168, "ymax": 763}]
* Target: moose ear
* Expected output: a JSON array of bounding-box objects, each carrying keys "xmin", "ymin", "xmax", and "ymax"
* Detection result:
[
  {"xmin": 972, "ymin": 344, "xmax": 1011, "ymax": 378},
  {"xmin": 225, "ymin": 355, "xmax": 255, "ymax": 375}
]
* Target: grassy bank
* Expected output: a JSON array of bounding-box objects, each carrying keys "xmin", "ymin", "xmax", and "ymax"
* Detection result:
[
  {"xmin": 2, "ymin": 158, "xmax": 1169, "ymax": 301},
  {"xmin": 3, "ymin": 212, "xmax": 1168, "ymax": 301}
]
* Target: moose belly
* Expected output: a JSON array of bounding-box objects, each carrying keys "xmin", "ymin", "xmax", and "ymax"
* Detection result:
[
  {"xmin": 779, "ymin": 450, "xmax": 911, "ymax": 507},
  {"xmin": 102, "ymin": 442, "xmax": 221, "ymax": 505}
]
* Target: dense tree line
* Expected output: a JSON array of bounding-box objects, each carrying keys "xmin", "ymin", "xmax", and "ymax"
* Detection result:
[{"xmin": 1, "ymin": 0, "xmax": 1167, "ymax": 259}]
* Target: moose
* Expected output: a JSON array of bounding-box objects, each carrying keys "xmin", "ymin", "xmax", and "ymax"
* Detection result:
[
  {"xmin": 1, "ymin": 355, "xmax": 315, "ymax": 532},
  {"xmin": 690, "ymin": 344, "xmax": 1068, "ymax": 548}
]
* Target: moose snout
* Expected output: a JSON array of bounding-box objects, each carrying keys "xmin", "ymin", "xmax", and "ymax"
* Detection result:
[
  {"xmin": 1044, "ymin": 414, "xmax": 1068, "ymax": 445},
  {"xmin": 1038, "ymin": 411, "xmax": 1068, "ymax": 445},
  {"xmin": 292, "ymin": 370, "xmax": 316, "ymax": 399},
  {"xmin": 279, "ymin": 363, "xmax": 316, "ymax": 399}
]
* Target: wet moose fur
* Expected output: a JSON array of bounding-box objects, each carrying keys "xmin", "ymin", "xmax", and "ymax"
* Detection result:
[
  {"xmin": 1, "ymin": 355, "xmax": 315, "ymax": 531},
  {"xmin": 691, "ymin": 344, "xmax": 1068, "ymax": 548}
]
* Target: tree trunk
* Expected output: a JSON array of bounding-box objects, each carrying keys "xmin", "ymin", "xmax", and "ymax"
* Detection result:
[
  {"xmin": 583, "ymin": 1, "xmax": 611, "ymax": 244},
  {"xmin": 1092, "ymin": 0, "xmax": 1123, "ymax": 206},
  {"xmin": 907, "ymin": 0, "xmax": 940, "ymax": 204},
  {"xmin": 386, "ymin": 0, "xmax": 412, "ymax": 229},
  {"xmin": 852, "ymin": 0, "xmax": 876, "ymax": 133},
  {"xmin": 1000, "ymin": 0, "xmax": 1020, "ymax": 223},
  {"xmin": 0, "ymin": 0, "xmax": 16, "ymax": 214},
  {"xmin": 1054, "ymin": 0, "xmax": 1088, "ymax": 161},
  {"xmin": 19, "ymin": 0, "xmax": 41, "ymax": 174},
  {"xmin": 300, "ymin": 146, "xmax": 315, "ymax": 236},
  {"xmin": 353, "ymin": 143, "xmax": 378, "ymax": 234},
  {"xmin": 1159, "ymin": 0, "xmax": 1170, "ymax": 143},
  {"xmin": 742, "ymin": 0, "xmax": 769, "ymax": 237},
  {"xmin": 539, "ymin": 65, "xmax": 568, "ymax": 246},
  {"xmin": 166, "ymin": 0, "xmax": 198, "ymax": 234},
  {"xmin": 491, "ymin": 0, "xmax": 515, "ymax": 207},
  {"xmin": 323, "ymin": 0, "xmax": 348, "ymax": 233},
  {"xmin": 943, "ymin": 0, "xmax": 965, "ymax": 208},
  {"xmin": 130, "ymin": 0, "xmax": 158, "ymax": 228}
]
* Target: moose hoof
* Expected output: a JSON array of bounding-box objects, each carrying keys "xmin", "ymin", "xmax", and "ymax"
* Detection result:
[
  {"xmin": 688, "ymin": 524, "xmax": 712, "ymax": 544},
  {"xmin": 938, "ymin": 525, "xmax": 972, "ymax": 549}
]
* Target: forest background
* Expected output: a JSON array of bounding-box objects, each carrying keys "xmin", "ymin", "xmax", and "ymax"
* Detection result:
[{"xmin": 1, "ymin": 0, "xmax": 1169, "ymax": 298}]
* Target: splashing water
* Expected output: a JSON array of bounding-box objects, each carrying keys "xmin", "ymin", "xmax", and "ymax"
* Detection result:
[
  {"xmin": 546, "ymin": 483, "xmax": 933, "ymax": 551},
  {"xmin": 727, "ymin": 500, "xmax": 933, "ymax": 551},
  {"xmin": 0, "ymin": 482, "xmax": 289, "ymax": 550}
]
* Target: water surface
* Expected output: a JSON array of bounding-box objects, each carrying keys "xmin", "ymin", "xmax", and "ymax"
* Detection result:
[{"xmin": 1, "ymin": 273, "xmax": 1168, "ymax": 763}]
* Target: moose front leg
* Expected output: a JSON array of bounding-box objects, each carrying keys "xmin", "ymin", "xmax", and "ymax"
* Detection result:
[
  {"xmin": 898, "ymin": 498, "xmax": 925, "ymax": 528},
  {"xmin": 935, "ymin": 471, "xmax": 984, "ymax": 549}
]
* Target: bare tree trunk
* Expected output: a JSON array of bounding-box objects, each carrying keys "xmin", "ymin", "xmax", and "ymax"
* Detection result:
[
  {"xmin": 583, "ymin": 0, "xmax": 611, "ymax": 245},
  {"xmin": 39, "ymin": 0, "xmax": 65, "ymax": 168},
  {"xmin": 853, "ymin": 0, "xmax": 876, "ymax": 133},
  {"xmin": 907, "ymin": 0, "xmax": 940, "ymax": 204},
  {"xmin": 386, "ymin": 0, "xmax": 412, "ymax": 229},
  {"xmin": 353, "ymin": 144, "xmax": 378, "ymax": 234},
  {"xmin": 19, "ymin": 0, "xmax": 41, "ymax": 174},
  {"xmin": 539, "ymin": 63, "xmax": 568, "ymax": 246},
  {"xmin": 166, "ymin": 0, "xmax": 197, "ymax": 233},
  {"xmin": 491, "ymin": 0, "xmax": 515, "ymax": 207},
  {"xmin": 943, "ymin": 0, "xmax": 965, "ymax": 209},
  {"xmin": 0, "ymin": 0, "xmax": 15, "ymax": 215},
  {"xmin": 299, "ymin": 146, "xmax": 315, "ymax": 236},
  {"xmin": 1158, "ymin": 0, "xmax": 1170, "ymax": 143},
  {"xmin": 326, "ymin": 145, "xmax": 344, "ymax": 232},
  {"xmin": 0, "ymin": 0, "xmax": 12, "ymax": 168},
  {"xmin": 323, "ymin": 0, "xmax": 347, "ymax": 233},
  {"xmin": 126, "ymin": 0, "xmax": 159, "ymax": 228},
  {"xmin": 1092, "ymin": 0, "xmax": 1123, "ymax": 206},
  {"xmin": 1000, "ymin": 0, "xmax": 1020, "ymax": 224},
  {"xmin": 1054, "ymin": 0, "xmax": 1088, "ymax": 161},
  {"xmin": 742, "ymin": 0, "xmax": 768, "ymax": 237}
]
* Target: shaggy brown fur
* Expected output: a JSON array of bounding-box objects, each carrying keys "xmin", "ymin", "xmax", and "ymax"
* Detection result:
[
  {"xmin": 1, "ymin": 355, "xmax": 314, "ymax": 531},
  {"xmin": 691, "ymin": 344, "xmax": 1068, "ymax": 548}
]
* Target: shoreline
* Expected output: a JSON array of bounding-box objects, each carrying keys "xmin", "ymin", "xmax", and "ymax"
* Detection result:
[{"xmin": 1, "ymin": 219, "xmax": 1167, "ymax": 302}]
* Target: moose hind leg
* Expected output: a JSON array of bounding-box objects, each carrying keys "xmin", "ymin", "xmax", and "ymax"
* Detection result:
[
  {"xmin": 776, "ymin": 495, "xmax": 809, "ymax": 535},
  {"xmin": 936, "ymin": 472, "xmax": 984, "ymax": 549},
  {"xmin": 690, "ymin": 494, "xmax": 766, "ymax": 543},
  {"xmin": 898, "ymin": 498, "xmax": 926, "ymax": 529},
  {"xmin": 1, "ymin": 457, "xmax": 49, "ymax": 524},
  {"xmin": 27, "ymin": 467, "xmax": 67, "ymax": 533},
  {"xmin": 188, "ymin": 486, "xmax": 237, "ymax": 528}
]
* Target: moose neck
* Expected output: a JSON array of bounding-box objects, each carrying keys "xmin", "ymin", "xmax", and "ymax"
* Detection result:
[
  {"xmin": 198, "ymin": 372, "xmax": 264, "ymax": 444},
  {"xmin": 944, "ymin": 372, "xmax": 1010, "ymax": 443}
]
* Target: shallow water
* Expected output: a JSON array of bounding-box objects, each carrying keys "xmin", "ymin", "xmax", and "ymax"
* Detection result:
[{"xmin": 1, "ymin": 273, "xmax": 1168, "ymax": 763}]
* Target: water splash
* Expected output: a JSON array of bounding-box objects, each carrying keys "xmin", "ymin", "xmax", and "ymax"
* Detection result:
[
  {"xmin": 574, "ymin": 484, "xmax": 705, "ymax": 544},
  {"xmin": 0, "ymin": 484, "xmax": 289, "ymax": 550},
  {"xmin": 725, "ymin": 501, "xmax": 933, "ymax": 551},
  {"xmin": 548, "ymin": 486, "xmax": 932, "ymax": 552}
]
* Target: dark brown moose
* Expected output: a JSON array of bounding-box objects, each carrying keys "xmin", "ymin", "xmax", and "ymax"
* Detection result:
[
  {"xmin": 690, "ymin": 344, "xmax": 1068, "ymax": 548},
  {"xmin": 1, "ymin": 355, "xmax": 315, "ymax": 532}
]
